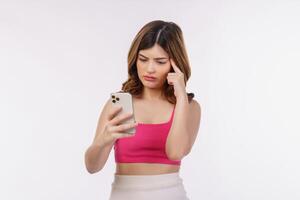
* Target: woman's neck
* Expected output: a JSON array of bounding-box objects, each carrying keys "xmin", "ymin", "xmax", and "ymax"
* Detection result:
[{"xmin": 141, "ymin": 87, "xmax": 165, "ymax": 101}]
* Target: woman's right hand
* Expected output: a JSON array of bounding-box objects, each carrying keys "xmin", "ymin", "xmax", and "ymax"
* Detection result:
[{"xmin": 94, "ymin": 105, "xmax": 138, "ymax": 147}]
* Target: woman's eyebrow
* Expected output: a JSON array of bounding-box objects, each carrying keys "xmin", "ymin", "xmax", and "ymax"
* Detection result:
[{"xmin": 138, "ymin": 53, "xmax": 169, "ymax": 60}]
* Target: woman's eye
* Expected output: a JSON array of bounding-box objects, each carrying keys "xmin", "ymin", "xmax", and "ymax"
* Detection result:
[
  {"xmin": 139, "ymin": 58, "xmax": 147, "ymax": 62},
  {"xmin": 138, "ymin": 58, "xmax": 166, "ymax": 65}
]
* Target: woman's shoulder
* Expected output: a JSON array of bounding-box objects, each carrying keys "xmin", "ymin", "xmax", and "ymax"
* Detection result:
[
  {"xmin": 189, "ymin": 98, "xmax": 201, "ymax": 118},
  {"xmin": 190, "ymin": 98, "xmax": 200, "ymax": 107}
]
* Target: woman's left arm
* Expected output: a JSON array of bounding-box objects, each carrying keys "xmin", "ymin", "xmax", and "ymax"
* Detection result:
[
  {"xmin": 166, "ymin": 95, "xmax": 201, "ymax": 160},
  {"xmin": 165, "ymin": 59, "xmax": 201, "ymax": 161}
]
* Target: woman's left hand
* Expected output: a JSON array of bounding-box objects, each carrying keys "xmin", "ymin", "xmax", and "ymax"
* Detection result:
[{"xmin": 167, "ymin": 58, "xmax": 187, "ymax": 99}]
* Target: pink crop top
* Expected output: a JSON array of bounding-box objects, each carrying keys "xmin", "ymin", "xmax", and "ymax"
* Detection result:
[{"xmin": 114, "ymin": 106, "xmax": 181, "ymax": 165}]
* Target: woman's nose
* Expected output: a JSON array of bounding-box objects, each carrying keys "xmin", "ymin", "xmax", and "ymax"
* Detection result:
[{"xmin": 146, "ymin": 61, "xmax": 156, "ymax": 73}]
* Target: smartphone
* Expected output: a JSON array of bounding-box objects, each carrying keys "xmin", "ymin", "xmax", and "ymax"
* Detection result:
[{"xmin": 110, "ymin": 92, "xmax": 136, "ymax": 134}]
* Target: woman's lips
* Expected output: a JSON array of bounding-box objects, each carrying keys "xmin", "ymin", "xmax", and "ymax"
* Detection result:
[{"xmin": 143, "ymin": 75, "xmax": 156, "ymax": 81}]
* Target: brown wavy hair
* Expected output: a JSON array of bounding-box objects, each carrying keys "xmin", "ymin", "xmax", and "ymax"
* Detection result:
[{"xmin": 121, "ymin": 20, "xmax": 194, "ymax": 104}]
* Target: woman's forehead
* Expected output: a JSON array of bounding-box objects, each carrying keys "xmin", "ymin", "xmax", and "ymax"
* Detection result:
[{"xmin": 139, "ymin": 44, "xmax": 169, "ymax": 59}]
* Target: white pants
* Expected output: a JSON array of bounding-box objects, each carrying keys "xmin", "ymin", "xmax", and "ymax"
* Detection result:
[{"xmin": 108, "ymin": 172, "xmax": 190, "ymax": 200}]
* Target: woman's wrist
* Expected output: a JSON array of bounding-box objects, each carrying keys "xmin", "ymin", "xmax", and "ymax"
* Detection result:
[{"xmin": 92, "ymin": 137, "xmax": 114, "ymax": 149}]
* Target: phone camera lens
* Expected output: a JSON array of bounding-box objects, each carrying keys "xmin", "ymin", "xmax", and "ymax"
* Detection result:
[
  {"xmin": 116, "ymin": 97, "xmax": 119, "ymax": 101},
  {"xmin": 112, "ymin": 95, "xmax": 115, "ymax": 99},
  {"xmin": 112, "ymin": 100, "xmax": 116, "ymax": 103}
]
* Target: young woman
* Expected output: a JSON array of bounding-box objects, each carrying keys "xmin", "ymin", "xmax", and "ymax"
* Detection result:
[{"xmin": 85, "ymin": 20, "xmax": 201, "ymax": 200}]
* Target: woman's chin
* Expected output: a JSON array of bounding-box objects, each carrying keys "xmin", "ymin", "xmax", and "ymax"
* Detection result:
[
  {"xmin": 144, "ymin": 84, "xmax": 157, "ymax": 89},
  {"xmin": 143, "ymin": 83, "xmax": 163, "ymax": 90}
]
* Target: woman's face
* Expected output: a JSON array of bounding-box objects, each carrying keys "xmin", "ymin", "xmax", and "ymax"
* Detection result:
[{"xmin": 136, "ymin": 43, "xmax": 171, "ymax": 89}]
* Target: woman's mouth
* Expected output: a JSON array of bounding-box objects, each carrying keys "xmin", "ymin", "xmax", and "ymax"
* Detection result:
[{"xmin": 143, "ymin": 75, "xmax": 156, "ymax": 82}]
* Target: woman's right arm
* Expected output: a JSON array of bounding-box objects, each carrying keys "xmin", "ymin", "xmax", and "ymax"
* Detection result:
[{"xmin": 84, "ymin": 98, "xmax": 137, "ymax": 174}]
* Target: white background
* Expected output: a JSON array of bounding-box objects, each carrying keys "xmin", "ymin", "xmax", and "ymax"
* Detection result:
[{"xmin": 1, "ymin": 0, "xmax": 299, "ymax": 199}]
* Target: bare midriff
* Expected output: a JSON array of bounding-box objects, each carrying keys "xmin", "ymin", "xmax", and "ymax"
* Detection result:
[{"xmin": 115, "ymin": 163, "xmax": 180, "ymax": 175}]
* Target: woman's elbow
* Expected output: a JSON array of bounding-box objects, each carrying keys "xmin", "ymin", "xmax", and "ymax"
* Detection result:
[
  {"xmin": 166, "ymin": 145, "xmax": 191, "ymax": 161},
  {"xmin": 85, "ymin": 164, "xmax": 103, "ymax": 174},
  {"xmin": 166, "ymin": 150, "xmax": 185, "ymax": 161},
  {"xmin": 84, "ymin": 154, "xmax": 103, "ymax": 174}
]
